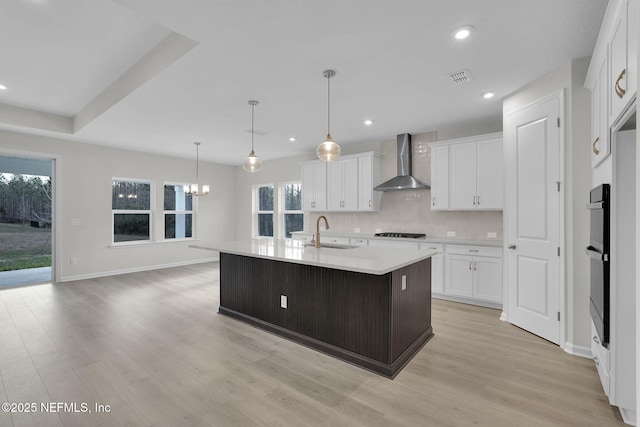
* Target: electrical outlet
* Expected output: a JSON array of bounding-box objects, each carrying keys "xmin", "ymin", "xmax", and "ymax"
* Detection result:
[
  {"xmin": 375, "ymin": 228, "xmax": 383, "ymax": 233},
  {"xmin": 447, "ymin": 231, "xmax": 456, "ymax": 237},
  {"xmin": 487, "ymin": 232, "xmax": 497, "ymax": 238},
  {"xmin": 70, "ymin": 218, "xmax": 80, "ymax": 226},
  {"xmin": 401, "ymin": 275, "xmax": 407, "ymax": 291},
  {"xmin": 354, "ymin": 228, "xmax": 360, "ymax": 233},
  {"xmin": 280, "ymin": 295, "xmax": 287, "ymax": 309},
  {"xmin": 70, "ymin": 257, "xmax": 77, "ymax": 265}
]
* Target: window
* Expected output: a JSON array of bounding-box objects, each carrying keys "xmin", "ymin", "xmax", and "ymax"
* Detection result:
[
  {"xmin": 164, "ymin": 184, "xmax": 193, "ymax": 239},
  {"xmin": 112, "ymin": 179, "xmax": 151, "ymax": 243},
  {"xmin": 255, "ymin": 184, "xmax": 274, "ymax": 237},
  {"xmin": 281, "ymin": 182, "xmax": 303, "ymax": 238}
]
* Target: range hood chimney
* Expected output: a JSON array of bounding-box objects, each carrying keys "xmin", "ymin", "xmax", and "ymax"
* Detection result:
[{"xmin": 373, "ymin": 133, "xmax": 430, "ymax": 192}]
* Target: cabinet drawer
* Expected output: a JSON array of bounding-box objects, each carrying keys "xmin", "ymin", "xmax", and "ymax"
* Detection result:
[
  {"xmin": 368, "ymin": 239, "xmax": 420, "ymax": 250},
  {"xmin": 420, "ymin": 243, "xmax": 443, "ymax": 253},
  {"xmin": 292, "ymin": 234, "xmax": 313, "ymax": 242},
  {"xmin": 323, "ymin": 236, "xmax": 350, "ymax": 245},
  {"xmin": 445, "ymin": 244, "xmax": 502, "ymax": 258},
  {"xmin": 349, "ymin": 238, "xmax": 369, "ymax": 246}
]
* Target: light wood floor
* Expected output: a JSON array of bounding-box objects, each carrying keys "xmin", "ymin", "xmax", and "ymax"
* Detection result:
[{"xmin": 0, "ymin": 262, "xmax": 626, "ymax": 427}]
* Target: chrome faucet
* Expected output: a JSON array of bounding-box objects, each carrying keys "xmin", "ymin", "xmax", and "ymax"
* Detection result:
[{"xmin": 313, "ymin": 215, "xmax": 330, "ymax": 248}]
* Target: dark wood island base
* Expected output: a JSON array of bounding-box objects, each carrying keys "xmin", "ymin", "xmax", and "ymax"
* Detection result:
[{"xmin": 219, "ymin": 252, "xmax": 433, "ymax": 378}]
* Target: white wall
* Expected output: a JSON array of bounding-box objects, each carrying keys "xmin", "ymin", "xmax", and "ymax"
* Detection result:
[
  {"xmin": 234, "ymin": 129, "xmax": 503, "ymax": 241},
  {"xmin": 502, "ymin": 57, "xmax": 592, "ymax": 352},
  {"xmin": 0, "ymin": 129, "xmax": 236, "ymax": 282}
]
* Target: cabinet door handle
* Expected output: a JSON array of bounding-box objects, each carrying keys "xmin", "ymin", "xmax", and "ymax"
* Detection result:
[
  {"xmin": 369, "ymin": 199, "xmax": 371, "ymax": 208},
  {"xmin": 473, "ymin": 261, "xmax": 477, "ymax": 271},
  {"xmin": 477, "ymin": 196, "xmax": 480, "ymax": 205},
  {"xmin": 593, "ymin": 356, "xmax": 599, "ymax": 367},
  {"xmin": 432, "ymin": 197, "xmax": 436, "ymax": 206},
  {"xmin": 508, "ymin": 244, "xmax": 517, "ymax": 250},
  {"xmin": 468, "ymin": 261, "xmax": 472, "ymax": 270},
  {"xmin": 615, "ymin": 68, "xmax": 626, "ymax": 99},
  {"xmin": 472, "ymin": 196, "xmax": 476, "ymax": 205},
  {"xmin": 593, "ymin": 335, "xmax": 600, "ymax": 345},
  {"xmin": 592, "ymin": 137, "xmax": 600, "ymax": 155}
]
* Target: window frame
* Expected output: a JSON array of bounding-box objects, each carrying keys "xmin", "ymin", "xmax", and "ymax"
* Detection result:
[
  {"xmin": 163, "ymin": 182, "xmax": 195, "ymax": 241},
  {"xmin": 253, "ymin": 183, "xmax": 274, "ymax": 238},
  {"xmin": 279, "ymin": 181, "xmax": 303, "ymax": 239},
  {"xmin": 111, "ymin": 177, "xmax": 153, "ymax": 246}
]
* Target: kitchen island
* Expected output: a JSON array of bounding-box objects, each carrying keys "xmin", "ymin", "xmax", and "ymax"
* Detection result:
[{"xmin": 191, "ymin": 239, "xmax": 436, "ymax": 378}]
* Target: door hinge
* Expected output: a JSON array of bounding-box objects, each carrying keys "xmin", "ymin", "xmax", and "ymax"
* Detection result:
[
  {"xmin": 557, "ymin": 312, "xmax": 561, "ymax": 321},
  {"xmin": 557, "ymin": 247, "xmax": 561, "ymax": 256},
  {"xmin": 557, "ymin": 117, "xmax": 560, "ymax": 127}
]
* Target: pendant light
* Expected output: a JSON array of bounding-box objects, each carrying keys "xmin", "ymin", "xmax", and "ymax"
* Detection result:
[
  {"xmin": 185, "ymin": 142, "xmax": 209, "ymax": 196},
  {"xmin": 317, "ymin": 69, "xmax": 341, "ymax": 162},
  {"xmin": 243, "ymin": 100, "xmax": 262, "ymax": 173}
]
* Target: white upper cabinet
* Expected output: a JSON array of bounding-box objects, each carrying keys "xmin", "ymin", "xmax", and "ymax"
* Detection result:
[
  {"xmin": 609, "ymin": 0, "xmax": 637, "ymax": 124},
  {"xmin": 301, "ymin": 161, "xmax": 327, "ymax": 211},
  {"xmin": 591, "ymin": 57, "xmax": 610, "ymax": 167},
  {"xmin": 327, "ymin": 157, "xmax": 358, "ymax": 211},
  {"xmin": 358, "ymin": 153, "xmax": 381, "ymax": 211},
  {"xmin": 301, "ymin": 152, "xmax": 380, "ymax": 212},
  {"xmin": 432, "ymin": 132, "xmax": 503, "ymax": 211},
  {"xmin": 450, "ymin": 142, "xmax": 478, "ymax": 209},
  {"xmin": 430, "ymin": 145, "xmax": 449, "ymax": 210},
  {"xmin": 476, "ymin": 138, "xmax": 504, "ymax": 209}
]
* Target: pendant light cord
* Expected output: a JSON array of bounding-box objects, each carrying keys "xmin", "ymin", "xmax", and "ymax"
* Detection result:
[
  {"xmin": 195, "ymin": 142, "xmax": 200, "ymax": 185},
  {"xmin": 251, "ymin": 102, "xmax": 255, "ymax": 151},
  {"xmin": 327, "ymin": 75, "xmax": 331, "ymax": 136}
]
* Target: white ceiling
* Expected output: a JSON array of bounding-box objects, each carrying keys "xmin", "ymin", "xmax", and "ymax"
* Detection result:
[{"xmin": 0, "ymin": 0, "xmax": 607, "ymax": 165}]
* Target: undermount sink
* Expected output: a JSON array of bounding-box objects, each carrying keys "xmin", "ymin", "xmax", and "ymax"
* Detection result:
[{"xmin": 304, "ymin": 243, "xmax": 358, "ymax": 249}]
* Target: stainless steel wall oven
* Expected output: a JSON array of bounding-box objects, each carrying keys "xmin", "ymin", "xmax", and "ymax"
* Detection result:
[{"xmin": 586, "ymin": 183, "xmax": 610, "ymax": 348}]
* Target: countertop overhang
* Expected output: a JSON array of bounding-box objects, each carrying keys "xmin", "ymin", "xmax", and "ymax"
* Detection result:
[{"xmin": 190, "ymin": 239, "xmax": 436, "ymax": 275}]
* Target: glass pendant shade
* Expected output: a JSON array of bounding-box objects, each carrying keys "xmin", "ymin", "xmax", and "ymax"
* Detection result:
[
  {"xmin": 243, "ymin": 100, "xmax": 262, "ymax": 173},
  {"xmin": 243, "ymin": 150, "xmax": 262, "ymax": 173},
  {"xmin": 318, "ymin": 70, "xmax": 341, "ymax": 162},
  {"xmin": 316, "ymin": 134, "xmax": 341, "ymax": 162}
]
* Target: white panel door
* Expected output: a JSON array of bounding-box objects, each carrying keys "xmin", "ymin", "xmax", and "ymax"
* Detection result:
[{"xmin": 505, "ymin": 94, "xmax": 562, "ymax": 345}]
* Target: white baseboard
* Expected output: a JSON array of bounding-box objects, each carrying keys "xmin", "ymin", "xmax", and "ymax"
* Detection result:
[
  {"xmin": 563, "ymin": 342, "xmax": 593, "ymax": 359},
  {"xmin": 60, "ymin": 257, "xmax": 219, "ymax": 283}
]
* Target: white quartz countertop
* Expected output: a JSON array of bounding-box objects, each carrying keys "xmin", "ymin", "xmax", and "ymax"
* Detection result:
[
  {"xmin": 290, "ymin": 231, "xmax": 503, "ymax": 247},
  {"xmin": 190, "ymin": 239, "xmax": 436, "ymax": 275}
]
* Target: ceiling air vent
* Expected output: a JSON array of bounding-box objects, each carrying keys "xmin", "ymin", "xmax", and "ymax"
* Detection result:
[{"xmin": 448, "ymin": 69, "xmax": 473, "ymax": 84}]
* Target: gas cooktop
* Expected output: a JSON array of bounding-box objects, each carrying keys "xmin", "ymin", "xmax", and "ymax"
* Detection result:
[{"xmin": 374, "ymin": 232, "xmax": 426, "ymax": 239}]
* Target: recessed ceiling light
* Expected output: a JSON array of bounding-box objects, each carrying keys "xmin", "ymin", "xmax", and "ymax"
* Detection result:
[
  {"xmin": 0, "ymin": 84, "xmax": 7, "ymax": 91},
  {"xmin": 482, "ymin": 91, "xmax": 496, "ymax": 99},
  {"xmin": 453, "ymin": 25, "xmax": 474, "ymax": 40},
  {"xmin": 289, "ymin": 137, "xmax": 296, "ymax": 142},
  {"xmin": 364, "ymin": 120, "xmax": 373, "ymax": 126}
]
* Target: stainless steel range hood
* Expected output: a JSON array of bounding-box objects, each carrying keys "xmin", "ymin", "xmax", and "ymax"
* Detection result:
[{"xmin": 373, "ymin": 133, "xmax": 430, "ymax": 191}]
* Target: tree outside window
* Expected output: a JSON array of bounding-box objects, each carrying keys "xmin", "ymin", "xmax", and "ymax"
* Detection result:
[
  {"xmin": 282, "ymin": 182, "xmax": 303, "ymax": 238},
  {"xmin": 164, "ymin": 184, "xmax": 193, "ymax": 239},
  {"xmin": 256, "ymin": 184, "xmax": 273, "ymax": 237},
  {"xmin": 112, "ymin": 179, "xmax": 151, "ymax": 243}
]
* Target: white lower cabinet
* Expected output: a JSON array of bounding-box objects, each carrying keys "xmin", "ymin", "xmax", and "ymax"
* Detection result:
[
  {"xmin": 591, "ymin": 320, "xmax": 611, "ymax": 397},
  {"xmin": 421, "ymin": 243, "xmax": 444, "ymax": 294},
  {"xmin": 445, "ymin": 245, "xmax": 503, "ymax": 305},
  {"xmin": 367, "ymin": 239, "xmax": 420, "ymax": 250}
]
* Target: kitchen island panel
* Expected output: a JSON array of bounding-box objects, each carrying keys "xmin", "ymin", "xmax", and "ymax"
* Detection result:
[{"xmin": 218, "ymin": 252, "xmax": 432, "ymax": 377}]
